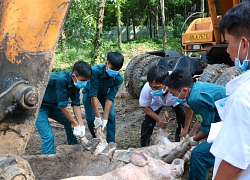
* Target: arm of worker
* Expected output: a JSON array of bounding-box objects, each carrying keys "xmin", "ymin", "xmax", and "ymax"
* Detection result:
[
  {"xmin": 91, "ymin": 96, "xmax": 101, "ymax": 118},
  {"xmin": 141, "ymin": 106, "xmax": 167, "ymax": 129},
  {"xmin": 214, "ymin": 160, "xmax": 243, "ymax": 180},
  {"xmin": 72, "ymin": 105, "xmax": 84, "ymax": 126},
  {"xmin": 179, "ymin": 107, "xmax": 193, "ymax": 138},
  {"xmin": 60, "ymin": 106, "xmax": 79, "ymax": 127},
  {"xmin": 100, "ymin": 99, "xmax": 113, "ymax": 130},
  {"xmin": 188, "ymin": 121, "xmax": 201, "ymax": 137},
  {"xmin": 193, "ymin": 131, "xmax": 207, "ymax": 141}
]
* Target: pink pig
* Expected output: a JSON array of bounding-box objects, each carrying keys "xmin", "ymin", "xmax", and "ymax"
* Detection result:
[{"xmin": 63, "ymin": 151, "xmax": 184, "ymax": 180}]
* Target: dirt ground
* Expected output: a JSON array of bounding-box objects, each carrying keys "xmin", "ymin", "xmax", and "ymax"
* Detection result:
[{"xmin": 24, "ymin": 84, "xmax": 198, "ymax": 179}]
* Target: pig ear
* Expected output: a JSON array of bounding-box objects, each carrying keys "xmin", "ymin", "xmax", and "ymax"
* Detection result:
[{"xmin": 130, "ymin": 151, "xmax": 150, "ymax": 167}]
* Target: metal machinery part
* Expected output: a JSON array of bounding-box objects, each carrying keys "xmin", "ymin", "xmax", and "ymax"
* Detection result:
[
  {"xmin": 124, "ymin": 0, "xmax": 242, "ymax": 98},
  {"xmin": 0, "ymin": 0, "xmax": 72, "ymax": 179}
]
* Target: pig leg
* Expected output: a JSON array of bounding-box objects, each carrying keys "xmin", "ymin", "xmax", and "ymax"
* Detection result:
[
  {"xmin": 161, "ymin": 136, "xmax": 191, "ymax": 164},
  {"xmin": 93, "ymin": 126, "xmax": 108, "ymax": 155},
  {"xmin": 100, "ymin": 142, "xmax": 117, "ymax": 159}
]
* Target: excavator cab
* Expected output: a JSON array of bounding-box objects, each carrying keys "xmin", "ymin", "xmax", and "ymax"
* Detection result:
[{"xmin": 181, "ymin": 0, "xmax": 240, "ymax": 55}]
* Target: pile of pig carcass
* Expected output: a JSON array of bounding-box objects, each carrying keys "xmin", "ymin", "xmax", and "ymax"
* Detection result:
[{"xmin": 64, "ymin": 111, "xmax": 192, "ymax": 180}]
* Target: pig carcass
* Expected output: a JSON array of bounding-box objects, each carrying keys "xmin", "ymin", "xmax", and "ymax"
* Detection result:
[
  {"xmin": 62, "ymin": 150, "xmax": 184, "ymax": 180},
  {"xmin": 113, "ymin": 111, "xmax": 191, "ymax": 163}
]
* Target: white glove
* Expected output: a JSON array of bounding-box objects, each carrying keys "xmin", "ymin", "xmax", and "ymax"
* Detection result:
[
  {"xmin": 80, "ymin": 126, "xmax": 85, "ymax": 137},
  {"xmin": 94, "ymin": 117, "xmax": 103, "ymax": 128},
  {"xmin": 189, "ymin": 136, "xmax": 199, "ymax": 146},
  {"xmin": 73, "ymin": 126, "xmax": 81, "ymax": 137},
  {"xmin": 102, "ymin": 119, "xmax": 108, "ymax": 131}
]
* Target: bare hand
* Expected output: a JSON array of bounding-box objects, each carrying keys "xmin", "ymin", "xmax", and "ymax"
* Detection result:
[
  {"xmin": 179, "ymin": 129, "xmax": 188, "ymax": 138},
  {"xmin": 158, "ymin": 119, "xmax": 167, "ymax": 129}
]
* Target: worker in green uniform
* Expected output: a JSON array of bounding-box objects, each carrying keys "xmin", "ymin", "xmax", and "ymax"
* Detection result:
[
  {"xmin": 164, "ymin": 68, "xmax": 227, "ymax": 180},
  {"xmin": 36, "ymin": 60, "xmax": 92, "ymax": 154},
  {"xmin": 82, "ymin": 52, "xmax": 124, "ymax": 143}
]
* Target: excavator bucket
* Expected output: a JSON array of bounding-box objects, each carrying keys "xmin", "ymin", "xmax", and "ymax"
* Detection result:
[{"xmin": 0, "ymin": 0, "xmax": 71, "ymax": 179}]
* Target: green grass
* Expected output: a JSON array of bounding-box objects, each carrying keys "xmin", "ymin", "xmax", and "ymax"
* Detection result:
[{"xmin": 53, "ymin": 37, "xmax": 181, "ymax": 72}]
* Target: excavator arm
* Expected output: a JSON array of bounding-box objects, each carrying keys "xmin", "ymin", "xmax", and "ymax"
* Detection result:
[{"xmin": 0, "ymin": 0, "xmax": 71, "ymax": 179}]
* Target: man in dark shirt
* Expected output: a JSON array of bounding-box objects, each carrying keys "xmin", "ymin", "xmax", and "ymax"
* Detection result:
[
  {"xmin": 83, "ymin": 52, "xmax": 124, "ymax": 143},
  {"xmin": 36, "ymin": 60, "xmax": 92, "ymax": 154}
]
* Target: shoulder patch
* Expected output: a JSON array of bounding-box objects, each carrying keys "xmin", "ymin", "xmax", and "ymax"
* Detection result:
[{"xmin": 195, "ymin": 114, "xmax": 203, "ymax": 123}]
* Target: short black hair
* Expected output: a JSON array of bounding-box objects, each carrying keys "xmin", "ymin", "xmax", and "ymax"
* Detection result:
[
  {"xmin": 107, "ymin": 52, "xmax": 124, "ymax": 70},
  {"xmin": 163, "ymin": 69, "xmax": 194, "ymax": 91},
  {"xmin": 72, "ymin": 60, "xmax": 92, "ymax": 78},
  {"xmin": 219, "ymin": 2, "xmax": 250, "ymax": 39},
  {"xmin": 147, "ymin": 66, "xmax": 169, "ymax": 83}
]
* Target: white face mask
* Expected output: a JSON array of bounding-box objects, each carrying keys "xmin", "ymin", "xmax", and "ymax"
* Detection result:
[{"xmin": 235, "ymin": 40, "xmax": 249, "ymax": 71}]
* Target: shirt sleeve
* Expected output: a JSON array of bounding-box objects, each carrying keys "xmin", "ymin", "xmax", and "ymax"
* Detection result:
[
  {"xmin": 192, "ymin": 92, "xmax": 218, "ymax": 135},
  {"xmin": 55, "ymin": 78, "xmax": 69, "ymax": 108},
  {"xmin": 211, "ymin": 96, "xmax": 250, "ymax": 169},
  {"xmin": 105, "ymin": 74, "xmax": 123, "ymax": 102},
  {"xmin": 70, "ymin": 88, "xmax": 80, "ymax": 106},
  {"xmin": 139, "ymin": 83, "xmax": 153, "ymax": 107},
  {"xmin": 89, "ymin": 66, "xmax": 100, "ymax": 98}
]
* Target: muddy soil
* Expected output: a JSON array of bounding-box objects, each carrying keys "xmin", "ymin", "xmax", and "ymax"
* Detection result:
[{"xmin": 24, "ymin": 84, "xmax": 206, "ymax": 179}]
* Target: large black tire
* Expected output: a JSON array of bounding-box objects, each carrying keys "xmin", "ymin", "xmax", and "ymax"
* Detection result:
[
  {"xmin": 215, "ymin": 66, "xmax": 244, "ymax": 86},
  {"xmin": 198, "ymin": 64, "xmax": 230, "ymax": 83},
  {"xmin": 132, "ymin": 55, "xmax": 161, "ymax": 97},
  {"xmin": 124, "ymin": 54, "xmax": 151, "ymax": 98}
]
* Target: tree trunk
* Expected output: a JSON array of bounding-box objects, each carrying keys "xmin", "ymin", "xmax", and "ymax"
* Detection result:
[
  {"xmin": 149, "ymin": 9, "xmax": 152, "ymax": 38},
  {"xmin": 132, "ymin": 19, "xmax": 136, "ymax": 39},
  {"xmin": 126, "ymin": 16, "xmax": 129, "ymax": 41},
  {"xmin": 117, "ymin": 3, "xmax": 122, "ymax": 50},
  {"xmin": 160, "ymin": 0, "xmax": 166, "ymax": 49},
  {"xmin": 93, "ymin": 0, "xmax": 106, "ymax": 65},
  {"xmin": 201, "ymin": 0, "xmax": 204, "ymax": 18},
  {"xmin": 60, "ymin": 29, "xmax": 66, "ymax": 52},
  {"xmin": 155, "ymin": 5, "xmax": 159, "ymax": 38}
]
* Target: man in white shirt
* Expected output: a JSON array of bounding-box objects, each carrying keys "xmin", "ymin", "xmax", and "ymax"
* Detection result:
[
  {"xmin": 139, "ymin": 66, "xmax": 193, "ymax": 146},
  {"xmin": 210, "ymin": 2, "xmax": 250, "ymax": 179}
]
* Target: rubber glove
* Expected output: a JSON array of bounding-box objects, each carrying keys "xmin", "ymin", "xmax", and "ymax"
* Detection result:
[
  {"xmin": 94, "ymin": 117, "xmax": 103, "ymax": 128},
  {"xmin": 80, "ymin": 126, "xmax": 85, "ymax": 137},
  {"xmin": 73, "ymin": 126, "xmax": 81, "ymax": 137},
  {"xmin": 189, "ymin": 136, "xmax": 199, "ymax": 146},
  {"xmin": 102, "ymin": 119, "xmax": 108, "ymax": 131}
]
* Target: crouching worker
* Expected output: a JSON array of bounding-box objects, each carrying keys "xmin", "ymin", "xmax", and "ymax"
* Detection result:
[
  {"xmin": 139, "ymin": 66, "xmax": 193, "ymax": 147},
  {"xmin": 164, "ymin": 69, "xmax": 227, "ymax": 180},
  {"xmin": 36, "ymin": 60, "xmax": 92, "ymax": 154},
  {"xmin": 83, "ymin": 52, "xmax": 124, "ymax": 143}
]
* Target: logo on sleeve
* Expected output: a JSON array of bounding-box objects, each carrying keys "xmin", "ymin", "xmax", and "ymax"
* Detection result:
[{"xmin": 195, "ymin": 114, "xmax": 203, "ymax": 123}]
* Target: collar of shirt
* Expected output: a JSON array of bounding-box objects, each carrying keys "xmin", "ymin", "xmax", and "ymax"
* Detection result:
[{"xmin": 66, "ymin": 72, "xmax": 74, "ymax": 88}]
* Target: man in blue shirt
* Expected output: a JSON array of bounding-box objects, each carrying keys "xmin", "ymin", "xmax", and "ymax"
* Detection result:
[
  {"xmin": 83, "ymin": 52, "xmax": 124, "ymax": 143},
  {"xmin": 164, "ymin": 68, "xmax": 227, "ymax": 180},
  {"xmin": 36, "ymin": 60, "xmax": 92, "ymax": 154}
]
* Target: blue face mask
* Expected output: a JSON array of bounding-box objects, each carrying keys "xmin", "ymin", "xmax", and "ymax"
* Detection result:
[
  {"xmin": 235, "ymin": 40, "xmax": 249, "ymax": 71},
  {"xmin": 106, "ymin": 68, "xmax": 119, "ymax": 77},
  {"xmin": 74, "ymin": 80, "xmax": 87, "ymax": 89},
  {"xmin": 151, "ymin": 89, "xmax": 165, "ymax": 96},
  {"xmin": 73, "ymin": 74, "xmax": 88, "ymax": 89},
  {"xmin": 172, "ymin": 89, "xmax": 186, "ymax": 104}
]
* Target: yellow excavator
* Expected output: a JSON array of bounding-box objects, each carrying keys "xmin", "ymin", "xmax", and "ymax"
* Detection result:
[
  {"xmin": 124, "ymin": 0, "xmax": 244, "ymax": 98},
  {"xmin": 182, "ymin": 0, "xmax": 240, "ymax": 52},
  {"xmin": 0, "ymin": 0, "xmax": 71, "ymax": 179}
]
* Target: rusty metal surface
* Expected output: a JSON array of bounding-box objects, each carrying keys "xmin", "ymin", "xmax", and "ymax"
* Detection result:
[{"xmin": 0, "ymin": 0, "xmax": 71, "ymax": 158}]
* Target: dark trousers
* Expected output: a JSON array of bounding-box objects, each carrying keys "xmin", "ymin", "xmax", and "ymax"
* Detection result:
[
  {"xmin": 188, "ymin": 141, "xmax": 215, "ymax": 180},
  {"xmin": 83, "ymin": 91, "xmax": 116, "ymax": 143},
  {"xmin": 140, "ymin": 104, "xmax": 185, "ymax": 147}
]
